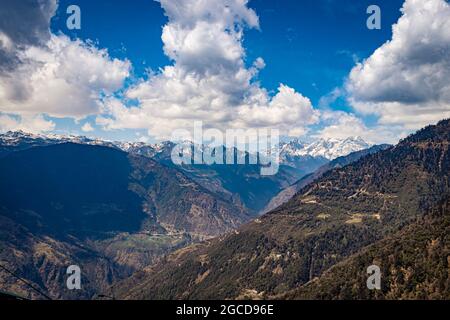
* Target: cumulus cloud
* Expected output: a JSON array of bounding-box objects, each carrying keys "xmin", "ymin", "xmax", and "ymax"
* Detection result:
[
  {"xmin": 0, "ymin": 34, "xmax": 131, "ymax": 118},
  {"xmin": 81, "ymin": 122, "xmax": 95, "ymax": 133},
  {"xmin": 316, "ymin": 111, "xmax": 408, "ymax": 145},
  {"xmin": 0, "ymin": 0, "xmax": 57, "ymax": 72},
  {"xmin": 0, "ymin": 0, "xmax": 131, "ymax": 133},
  {"xmin": 0, "ymin": 113, "xmax": 55, "ymax": 133},
  {"xmin": 237, "ymin": 84, "xmax": 319, "ymax": 136},
  {"xmin": 347, "ymin": 0, "xmax": 450, "ymax": 129},
  {"xmin": 98, "ymin": 0, "xmax": 318, "ymax": 139}
]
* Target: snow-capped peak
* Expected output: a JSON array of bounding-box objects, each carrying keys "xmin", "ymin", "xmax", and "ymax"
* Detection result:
[
  {"xmin": 0, "ymin": 131, "xmax": 370, "ymax": 162},
  {"xmin": 280, "ymin": 136, "xmax": 370, "ymax": 160},
  {"xmin": 0, "ymin": 130, "xmax": 117, "ymax": 150},
  {"xmin": 0, "ymin": 130, "xmax": 52, "ymax": 146}
]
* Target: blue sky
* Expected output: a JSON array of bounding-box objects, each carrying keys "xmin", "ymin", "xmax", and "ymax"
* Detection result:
[
  {"xmin": 52, "ymin": 0, "xmax": 404, "ymax": 108},
  {"xmin": 1, "ymin": 0, "xmax": 449, "ymax": 143}
]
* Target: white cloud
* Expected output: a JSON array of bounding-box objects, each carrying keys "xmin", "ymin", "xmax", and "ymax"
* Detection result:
[
  {"xmin": 0, "ymin": 113, "xmax": 55, "ymax": 133},
  {"xmin": 0, "ymin": 1, "xmax": 131, "ymax": 134},
  {"xmin": 0, "ymin": 32, "xmax": 14, "ymax": 52},
  {"xmin": 347, "ymin": 0, "xmax": 450, "ymax": 129},
  {"xmin": 316, "ymin": 111, "xmax": 408, "ymax": 145},
  {"xmin": 6, "ymin": 0, "xmax": 434, "ymax": 146},
  {"xmin": 236, "ymin": 84, "xmax": 319, "ymax": 135},
  {"xmin": 0, "ymin": 0, "xmax": 57, "ymax": 72},
  {"xmin": 318, "ymin": 87, "xmax": 343, "ymax": 109},
  {"xmin": 98, "ymin": 0, "xmax": 319, "ymax": 139},
  {"xmin": 0, "ymin": 34, "xmax": 131, "ymax": 119},
  {"xmin": 81, "ymin": 122, "xmax": 95, "ymax": 133}
]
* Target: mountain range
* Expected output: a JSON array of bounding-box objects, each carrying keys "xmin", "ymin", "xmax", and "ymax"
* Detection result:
[
  {"xmin": 1, "ymin": 121, "xmax": 448, "ymax": 300},
  {"xmin": 0, "ymin": 131, "xmax": 369, "ymax": 215},
  {"xmin": 0, "ymin": 131, "xmax": 370, "ymax": 166},
  {"xmin": 278, "ymin": 136, "xmax": 370, "ymax": 161},
  {"xmin": 113, "ymin": 119, "xmax": 450, "ymax": 300}
]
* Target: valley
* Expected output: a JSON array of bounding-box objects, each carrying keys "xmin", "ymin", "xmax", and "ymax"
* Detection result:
[
  {"xmin": 1, "ymin": 0, "xmax": 449, "ymax": 304},
  {"xmin": 0, "ymin": 120, "xmax": 448, "ymax": 300},
  {"xmin": 113, "ymin": 120, "xmax": 450, "ymax": 300}
]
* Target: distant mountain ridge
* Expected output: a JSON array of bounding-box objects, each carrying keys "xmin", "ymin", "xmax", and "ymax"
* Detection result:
[
  {"xmin": 279, "ymin": 136, "xmax": 370, "ymax": 161},
  {"xmin": 1, "ymin": 131, "xmax": 370, "ymax": 214},
  {"xmin": 0, "ymin": 130, "xmax": 119, "ymax": 158},
  {"xmin": 0, "ymin": 131, "xmax": 372, "ymax": 210},
  {"xmin": 0, "ymin": 131, "xmax": 371, "ymax": 162}
]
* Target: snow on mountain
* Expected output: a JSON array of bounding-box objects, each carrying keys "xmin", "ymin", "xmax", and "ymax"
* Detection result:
[
  {"xmin": 279, "ymin": 136, "xmax": 371, "ymax": 160},
  {"xmin": 0, "ymin": 131, "xmax": 371, "ymax": 162},
  {"xmin": 0, "ymin": 130, "xmax": 118, "ymax": 157},
  {"xmin": 0, "ymin": 130, "xmax": 48, "ymax": 145},
  {"xmin": 0, "ymin": 131, "xmax": 178, "ymax": 160}
]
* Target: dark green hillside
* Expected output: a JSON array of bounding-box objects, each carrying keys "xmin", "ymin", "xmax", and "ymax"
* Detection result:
[
  {"xmin": 284, "ymin": 198, "xmax": 450, "ymax": 300},
  {"xmin": 263, "ymin": 144, "xmax": 391, "ymax": 214}
]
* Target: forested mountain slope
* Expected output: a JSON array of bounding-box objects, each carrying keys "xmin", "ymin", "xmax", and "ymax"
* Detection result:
[{"xmin": 115, "ymin": 119, "xmax": 450, "ymax": 300}]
